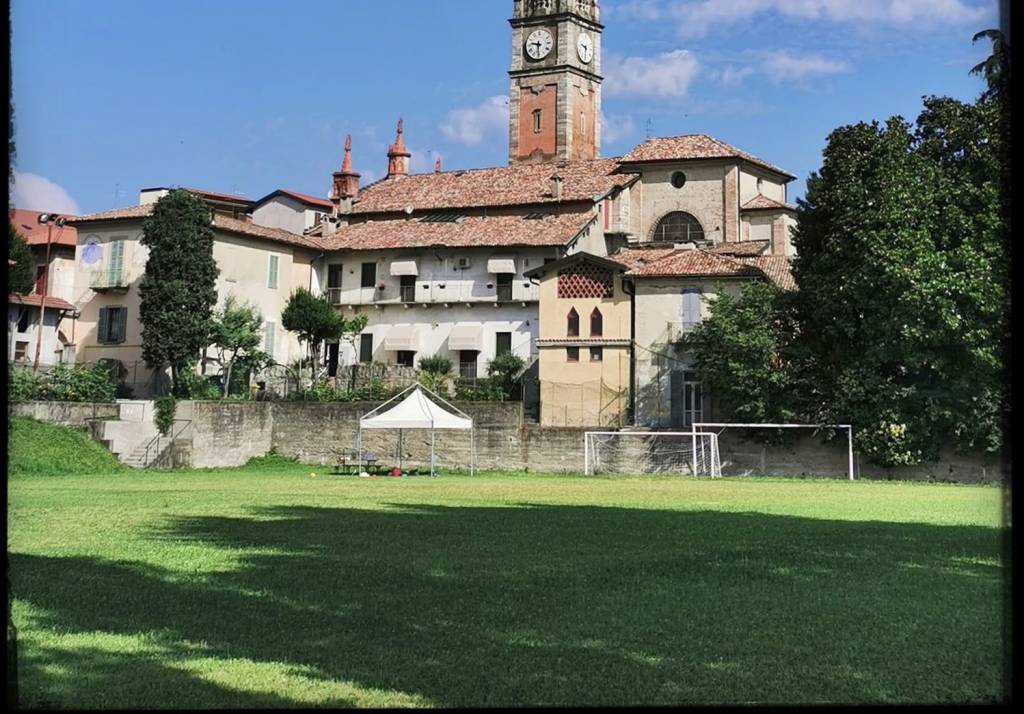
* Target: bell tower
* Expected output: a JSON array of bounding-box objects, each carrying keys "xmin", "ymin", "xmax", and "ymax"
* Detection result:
[{"xmin": 508, "ymin": 0, "xmax": 602, "ymax": 164}]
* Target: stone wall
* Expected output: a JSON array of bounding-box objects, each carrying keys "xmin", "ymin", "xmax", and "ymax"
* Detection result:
[
  {"xmin": 181, "ymin": 400, "xmax": 274, "ymax": 468},
  {"xmin": 9, "ymin": 401, "xmax": 119, "ymax": 427}
]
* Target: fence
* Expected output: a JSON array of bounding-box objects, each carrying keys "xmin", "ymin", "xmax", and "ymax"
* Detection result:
[{"xmin": 538, "ymin": 378, "xmax": 629, "ymax": 427}]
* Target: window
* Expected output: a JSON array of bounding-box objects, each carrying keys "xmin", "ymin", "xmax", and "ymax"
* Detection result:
[
  {"xmin": 590, "ymin": 308, "xmax": 603, "ymax": 337},
  {"xmin": 267, "ymin": 255, "xmax": 280, "ymax": 289},
  {"xmin": 397, "ymin": 350, "xmax": 416, "ymax": 367},
  {"xmin": 533, "ymin": 109, "xmax": 542, "ymax": 133},
  {"xmin": 566, "ymin": 347, "xmax": 579, "ymax": 362},
  {"xmin": 14, "ymin": 341, "xmax": 28, "ymax": 361},
  {"xmin": 670, "ymin": 171, "xmax": 688, "ymax": 189},
  {"xmin": 327, "ymin": 264, "xmax": 344, "ymax": 289},
  {"xmin": 361, "ymin": 262, "xmax": 377, "ymax": 288},
  {"xmin": 359, "ymin": 333, "xmax": 374, "ymax": 363},
  {"xmin": 682, "ymin": 370, "xmax": 703, "ymax": 427},
  {"xmin": 590, "ymin": 347, "xmax": 603, "ymax": 362},
  {"xmin": 107, "ymin": 239, "xmax": 126, "ymax": 285},
  {"xmin": 459, "ymin": 350, "xmax": 478, "ymax": 379},
  {"xmin": 496, "ymin": 332, "xmax": 512, "ymax": 357},
  {"xmin": 264, "ymin": 321, "xmax": 275, "ymax": 356},
  {"xmin": 567, "ymin": 308, "xmax": 580, "ymax": 337},
  {"xmin": 17, "ymin": 310, "xmax": 30, "ymax": 333},
  {"xmin": 98, "ymin": 306, "xmax": 127, "ymax": 344},
  {"xmin": 681, "ymin": 288, "xmax": 702, "ymax": 332},
  {"xmin": 653, "ymin": 212, "xmax": 704, "ymax": 243},
  {"xmin": 496, "ymin": 273, "xmax": 513, "ymax": 302},
  {"xmin": 400, "ymin": 275, "xmax": 416, "ymax": 303}
]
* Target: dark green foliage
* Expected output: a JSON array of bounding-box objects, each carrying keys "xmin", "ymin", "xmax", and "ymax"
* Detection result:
[
  {"xmin": 418, "ymin": 355, "xmax": 452, "ymax": 375},
  {"xmin": 209, "ymin": 296, "xmax": 265, "ymax": 397},
  {"xmin": 287, "ymin": 378, "xmax": 400, "ymax": 403},
  {"xmin": 154, "ymin": 396, "xmax": 176, "ymax": 437},
  {"xmin": 242, "ymin": 449, "xmax": 299, "ymax": 469},
  {"xmin": 138, "ymin": 190, "xmax": 219, "ymax": 396},
  {"xmin": 7, "ymin": 417, "xmax": 125, "ymax": 475},
  {"xmin": 8, "ymin": 364, "xmax": 117, "ymax": 403},
  {"xmin": 177, "ymin": 361, "xmax": 222, "ymax": 400},
  {"xmin": 969, "ymin": 29, "xmax": 1008, "ymax": 104},
  {"xmin": 486, "ymin": 352, "xmax": 526, "ymax": 398},
  {"xmin": 454, "ymin": 379, "xmax": 508, "ymax": 402},
  {"xmin": 8, "ymin": 223, "xmax": 35, "ymax": 295},
  {"xmin": 280, "ymin": 289, "xmax": 345, "ymax": 369}
]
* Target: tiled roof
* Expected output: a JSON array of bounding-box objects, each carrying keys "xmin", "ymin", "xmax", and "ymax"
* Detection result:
[
  {"xmin": 621, "ymin": 134, "xmax": 795, "ymax": 179},
  {"xmin": 623, "ymin": 248, "xmax": 763, "ymax": 279},
  {"xmin": 255, "ymin": 189, "xmax": 333, "ymax": 210},
  {"xmin": 322, "ymin": 210, "xmax": 598, "ymax": 251},
  {"xmin": 9, "ymin": 208, "xmax": 79, "ymax": 247},
  {"xmin": 707, "ymin": 239, "xmax": 770, "ymax": 256},
  {"xmin": 351, "ymin": 158, "xmax": 635, "ymax": 214},
  {"xmin": 608, "ymin": 246, "xmax": 680, "ymax": 272},
  {"xmin": 69, "ymin": 204, "xmax": 323, "ymax": 250},
  {"xmin": 741, "ymin": 194, "xmax": 796, "ymax": 212},
  {"xmin": 9, "ymin": 293, "xmax": 77, "ymax": 311},
  {"xmin": 142, "ymin": 186, "xmax": 251, "ymax": 205},
  {"xmin": 740, "ymin": 255, "xmax": 796, "ymax": 291}
]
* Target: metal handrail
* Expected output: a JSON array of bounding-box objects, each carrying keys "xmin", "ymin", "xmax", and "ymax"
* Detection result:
[{"xmin": 141, "ymin": 418, "xmax": 192, "ymax": 468}]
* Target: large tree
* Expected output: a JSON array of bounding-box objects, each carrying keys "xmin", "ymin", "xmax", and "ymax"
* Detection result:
[
  {"xmin": 281, "ymin": 288, "xmax": 346, "ymax": 375},
  {"xmin": 139, "ymin": 190, "xmax": 219, "ymax": 396},
  {"xmin": 209, "ymin": 295, "xmax": 265, "ymax": 397},
  {"xmin": 8, "ymin": 222, "xmax": 34, "ymax": 294}
]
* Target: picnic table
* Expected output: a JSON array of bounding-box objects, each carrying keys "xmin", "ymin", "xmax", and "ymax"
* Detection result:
[{"xmin": 332, "ymin": 450, "xmax": 386, "ymax": 475}]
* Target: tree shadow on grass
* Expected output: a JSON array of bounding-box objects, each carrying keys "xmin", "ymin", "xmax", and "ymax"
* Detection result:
[{"xmin": 10, "ymin": 505, "xmax": 1008, "ymax": 707}]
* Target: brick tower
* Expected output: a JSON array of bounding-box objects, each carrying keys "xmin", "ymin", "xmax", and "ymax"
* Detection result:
[{"xmin": 508, "ymin": 0, "xmax": 602, "ymax": 164}]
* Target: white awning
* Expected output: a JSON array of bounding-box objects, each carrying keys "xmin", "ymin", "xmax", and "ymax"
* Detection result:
[
  {"xmin": 360, "ymin": 386, "xmax": 473, "ymax": 430},
  {"xmin": 390, "ymin": 259, "xmax": 419, "ymax": 277},
  {"xmin": 383, "ymin": 325, "xmax": 421, "ymax": 352},
  {"xmin": 449, "ymin": 324, "xmax": 484, "ymax": 352},
  {"xmin": 487, "ymin": 256, "xmax": 516, "ymax": 274}
]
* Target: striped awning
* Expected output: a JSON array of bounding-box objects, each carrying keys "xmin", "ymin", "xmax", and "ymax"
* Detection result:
[
  {"xmin": 390, "ymin": 259, "xmax": 419, "ymax": 277},
  {"xmin": 384, "ymin": 325, "xmax": 421, "ymax": 352},
  {"xmin": 487, "ymin": 256, "xmax": 516, "ymax": 274},
  {"xmin": 448, "ymin": 324, "xmax": 483, "ymax": 351}
]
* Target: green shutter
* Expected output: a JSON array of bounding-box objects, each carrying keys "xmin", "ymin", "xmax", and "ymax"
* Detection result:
[
  {"xmin": 113, "ymin": 308, "xmax": 127, "ymax": 343},
  {"xmin": 98, "ymin": 308, "xmax": 111, "ymax": 343},
  {"xmin": 268, "ymin": 255, "xmax": 279, "ymax": 289},
  {"xmin": 109, "ymin": 241, "xmax": 125, "ymax": 285},
  {"xmin": 264, "ymin": 322, "xmax": 275, "ymax": 357}
]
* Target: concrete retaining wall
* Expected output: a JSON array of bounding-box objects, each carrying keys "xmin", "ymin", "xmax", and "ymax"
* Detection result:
[{"xmin": 9, "ymin": 401, "xmax": 119, "ymax": 427}]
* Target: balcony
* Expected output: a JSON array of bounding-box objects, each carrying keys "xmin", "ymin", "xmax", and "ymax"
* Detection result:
[
  {"xmin": 400, "ymin": 285, "xmax": 416, "ymax": 304},
  {"xmin": 326, "ymin": 287, "xmax": 344, "ymax": 305},
  {"xmin": 90, "ymin": 269, "xmax": 129, "ymax": 293}
]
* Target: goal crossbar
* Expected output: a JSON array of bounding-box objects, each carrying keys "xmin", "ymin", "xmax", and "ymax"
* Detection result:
[{"xmin": 694, "ymin": 423, "xmax": 855, "ymax": 481}]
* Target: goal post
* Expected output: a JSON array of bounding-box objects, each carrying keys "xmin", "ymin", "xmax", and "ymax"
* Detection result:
[
  {"xmin": 694, "ymin": 423, "xmax": 855, "ymax": 481},
  {"xmin": 584, "ymin": 431, "xmax": 722, "ymax": 478}
]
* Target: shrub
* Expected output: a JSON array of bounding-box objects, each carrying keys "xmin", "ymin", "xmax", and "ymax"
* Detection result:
[
  {"xmin": 154, "ymin": 396, "xmax": 176, "ymax": 436},
  {"xmin": 418, "ymin": 355, "xmax": 452, "ymax": 375},
  {"xmin": 486, "ymin": 352, "xmax": 526, "ymax": 399},
  {"xmin": 9, "ymin": 364, "xmax": 118, "ymax": 403},
  {"xmin": 454, "ymin": 378, "xmax": 507, "ymax": 402}
]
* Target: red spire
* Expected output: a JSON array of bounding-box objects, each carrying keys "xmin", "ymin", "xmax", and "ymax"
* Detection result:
[
  {"xmin": 332, "ymin": 133, "xmax": 361, "ymax": 201},
  {"xmin": 387, "ymin": 117, "xmax": 411, "ymax": 178},
  {"xmin": 434, "ymin": 157, "xmax": 442, "ymax": 174},
  {"xmin": 341, "ymin": 134, "xmax": 353, "ymax": 173}
]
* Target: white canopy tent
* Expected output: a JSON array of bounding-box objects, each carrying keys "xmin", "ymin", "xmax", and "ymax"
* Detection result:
[{"xmin": 357, "ymin": 383, "xmax": 475, "ymax": 477}]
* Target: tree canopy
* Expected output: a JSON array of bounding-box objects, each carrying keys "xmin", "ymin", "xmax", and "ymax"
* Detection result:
[
  {"xmin": 8, "ymin": 222, "xmax": 35, "ymax": 294},
  {"xmin": 138, "ymin": 190, "xmax": 220, "ymax": 396},
  {"xmin": 209, "ymin": 295, "xmax": 266, "ymax": 397}
]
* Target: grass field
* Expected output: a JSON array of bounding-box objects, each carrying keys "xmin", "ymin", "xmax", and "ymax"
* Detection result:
[{"xmin": 7, "ymin": 425, "xmax": 1010, "ymax": 707}]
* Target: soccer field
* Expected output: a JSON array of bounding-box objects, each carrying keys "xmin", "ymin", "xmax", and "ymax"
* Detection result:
[{"xmin": 7, "ymin": 462, "xmax": 1009, "ymax": 707}]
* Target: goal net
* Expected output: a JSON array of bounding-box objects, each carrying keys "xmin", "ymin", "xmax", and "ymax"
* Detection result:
[
  {"xmin": 584, "ymin": 431, "xmax": 722, "ymax": 477},
  {"xmin": 694, "ymin": 423, "xmax": 855, "ymax": 480}
]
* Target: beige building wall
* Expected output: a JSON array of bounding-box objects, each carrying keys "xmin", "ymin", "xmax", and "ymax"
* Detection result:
[
  {"xmin": 631, "ymin": 162, "xmax": 729, "ymax": 245},
  {"xmin": 738, "ymin": 167, "xmax": 787, "ymax": 204},
  {"xmin": 535, "ymin": 260, "xmax": 632, "ymax": 426}
]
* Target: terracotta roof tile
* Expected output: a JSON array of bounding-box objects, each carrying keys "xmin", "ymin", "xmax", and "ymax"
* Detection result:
[
  {"xmin": 740, "ymin": 255, "xmax": 796, "ymax": 291},
  {"xmin": 707, "ymin": 239, "xmax": 770, "ymax": 256},
  {"xmin": 352, "ymin": 158, "xmax": 635, "ymax": 214},
  {"xmin": 9, "ymin": 208, "xmax": 79, "ymax": 247},
  {"xmin": 9, "ymin": 293, "xmax": 76, "ymax": 311},
  {"xmin": 608, "ymin": 246, "xmax": 680, "ymax": 271},
  {"xmin": 741, "ymin": 193, "xmax": 796, "ymax": 211},
  {"xmin": 624, "ymin": 248, "xmax": 764, "ymax": 279},
  {"xmin": 69, "ymin": 204, "xmax": 323, "ymax": 250},
  {"xmin": 323, "ymin": 210, "xmax": 598, "ymax": 251},
  {"xmin": 621, "ymin": 134, "xmax": 795, "ymax": 179},
  {"xmin": 255, "ymin": 189, "xmax": 333, "ymax": 210}
]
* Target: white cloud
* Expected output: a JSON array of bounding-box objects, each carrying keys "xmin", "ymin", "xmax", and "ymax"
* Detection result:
[
  {"xmin": 439, "ymin": 95, "xmax": 509, "ymax": 147},
  {"xmin": 717, "ymin": 65, "xmax": 756, "ymax": 87},
  {"xmin": 605, "ymin": 50, "xmax": 700, "ymax": 98},
  {"xmin": 604, "ymin": 0, "xmax": 664, "ymax": 21},
  {"xmin": 665, "ymin": 0, "xmax": 992, "ymax": 37},
  {"xmin": 11, "ymin": 172, "xmax": 81, "ymax": 215},
  {"xmin": 409, "ymin": 147, "xmax": 444, "ymax": 175},
  {"xmin": 601, "ymin": 113, "xmax": 637, "ymax": 144},
  {"xmin": 760, "ymin": 50, "xmax": 848, "ymax": 82}
]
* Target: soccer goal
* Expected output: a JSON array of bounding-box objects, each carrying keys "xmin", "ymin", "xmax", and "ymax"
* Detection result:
[
  {"xmin": 694, "ymin": 423, "xmax": 855, "ymax": 480},
  {"xmin": 584, "ymin": 431, "xmax": 722, "ymax": 477}
]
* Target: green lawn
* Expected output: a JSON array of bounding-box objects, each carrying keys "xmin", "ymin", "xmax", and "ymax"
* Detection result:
[{"xmin": 8, "ymin": 453, "xmax": 1010, "ymax": 707}]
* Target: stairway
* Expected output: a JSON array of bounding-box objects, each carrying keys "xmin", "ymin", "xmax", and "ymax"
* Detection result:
[{"xmin": 89, "ymin": 400, "xmax": 160, "ymax": 468}]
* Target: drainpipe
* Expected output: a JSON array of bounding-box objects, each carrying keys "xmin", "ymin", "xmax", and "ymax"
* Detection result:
[{"xmin": 623, "ymin": 276, "xmax": 636, "ymax": 425}]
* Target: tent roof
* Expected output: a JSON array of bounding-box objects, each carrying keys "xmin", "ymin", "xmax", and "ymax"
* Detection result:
[{"xmin": 359, "ymin": 384, "xmax": 473, "ymax": 430}]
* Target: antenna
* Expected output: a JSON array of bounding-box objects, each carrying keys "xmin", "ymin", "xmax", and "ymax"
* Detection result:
[{"xmin": 646, "ymin": 118, "xmax": 653, "ymax": 139}]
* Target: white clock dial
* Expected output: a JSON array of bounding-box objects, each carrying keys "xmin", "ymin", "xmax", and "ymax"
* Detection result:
[
  {"xmin": 577, "ymin": 33, "xmax": 594, "ymax": 64},
  {"xmin": 525, "ymin": 29, "xmax": 554, "ymax": 60}
]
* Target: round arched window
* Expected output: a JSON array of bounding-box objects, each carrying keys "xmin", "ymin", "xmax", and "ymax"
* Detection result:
[
  {"xmin": 652, "ymin": 212, "xmax": 705, "ymax": 243},
  {"xmin": 670, "ymin": 171, "xmax": 688, "ymax": 189}
]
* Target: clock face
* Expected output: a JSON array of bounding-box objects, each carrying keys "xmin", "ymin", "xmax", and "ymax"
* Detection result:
[
  {"xmin": 525, "ymin": 29, "xmax": 554, "ymax": 60},
  {"xmin": 577, "ymin": 33, "xmax": 594, "ymax": 64}
]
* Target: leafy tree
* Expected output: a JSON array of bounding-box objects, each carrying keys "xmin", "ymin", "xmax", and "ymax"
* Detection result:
[
  {"xmin": 138, "ymin": 190, "xmax": 219, "ymax": 396},
  {"xmin": 281, "ymin": 288, "xmax": 345, "ymax": 375},
  {"xmin": 486, "ymin": 352, "xmax": 526, "ymax": 400},
  {"xmin": 8, "ymin": 222, "xmax": 34, "ymax": 294},
  {"xmin": 969, "ymin": 29, "xmax": 1008, "ymax": 104},
  {"xmin": 418, "ymin": 354, "xmax": 453, "ymax": 393},
  {"xmin": 340, "ymin": 313, "xmax": 369, "ymax": 391},
  {"xmin": 209, "ymin": 295, "xmax": 265, "ymax": 397}
]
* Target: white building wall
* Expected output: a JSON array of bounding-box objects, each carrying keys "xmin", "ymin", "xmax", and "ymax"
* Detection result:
[
  {"xmin": 738, "ymin": 168, "xmax": 787, "ymax": 205},
  {"xmin": 8, "ymin": 305, "xmax": 63, "ymax": 366}
]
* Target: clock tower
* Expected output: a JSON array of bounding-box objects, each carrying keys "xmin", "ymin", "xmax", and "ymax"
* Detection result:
[{"xmin": 508, "ymin": 0, "xmax": 602, "ymax": 165}]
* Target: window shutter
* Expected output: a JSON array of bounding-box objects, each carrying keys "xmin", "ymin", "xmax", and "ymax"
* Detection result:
[
  {"xmin": 109, "ymin": 241, "xmax": 125, "ymax": 283},
  {"xmin": 113, "ymin": 307, "xmax": 127, "ymax": 343},
  {"xmin": 264, "ymin": 322, "xmax": 275, "ymax": 357},
  {"xmin": 268, "ymin": 256, "xmax": 279, "ymax": 289},
  {"xmin": 98, "ymin": 308, "xmax": 111, "ymax": 342},
  {"xmin": 681, "ymin": 289, "xmax": 702, "ymax": 330}
]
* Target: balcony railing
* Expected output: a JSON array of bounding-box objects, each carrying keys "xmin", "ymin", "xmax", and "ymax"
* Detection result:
[
  {"xmin": 459, "ymin": 362, "xmax": 478, "ymax": 380},
  {"xmin": 496, "ymin": 284, "xmax": 513, "ymax": 302},
  {"xmin": 90, "ymin": 269, "xmax": 129, "ymax": 291},
  {"xmin": 400, "ymin": 285, "xmax": 416, "ymax": 303},
  {"xmin": 326, "ymin": 287, "xmax": 344, "ymax": 305}
]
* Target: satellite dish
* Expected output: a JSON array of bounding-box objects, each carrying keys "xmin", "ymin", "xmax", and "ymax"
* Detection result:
[{"xmin": 82, "ymin": 236, "xmax": 103, "ymax": 265}]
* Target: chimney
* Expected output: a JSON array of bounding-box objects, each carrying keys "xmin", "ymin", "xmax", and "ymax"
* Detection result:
[
  {"xmin": 331, "ymin": 134, "xmax": 361, "ymax": 216},
  {"xmin": 386, "ymin": 118, "xmax": 411, "ymax": 179},
  {"xmin": 434, "ymin": 157, "xmax": 442, "ymax": 174},
  {"xmin": 550, "ymin": 174, "xmax": 564, "ymax": 201}
]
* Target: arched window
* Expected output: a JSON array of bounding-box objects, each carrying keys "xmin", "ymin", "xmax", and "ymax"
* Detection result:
[
  {"xmin": 652, "ymin": 212, "xmax": 705, "ymax": 243},
  {"xmin": 567, "ymin": 308, "xmax": 580, "ymax": 337},
  {"xmin": 533, "ymin": 109, "xmax": 543, "ymax": 134},
  {"xmin": 590, "ymin": 307, "xmax": 603, "ymax": 337}
]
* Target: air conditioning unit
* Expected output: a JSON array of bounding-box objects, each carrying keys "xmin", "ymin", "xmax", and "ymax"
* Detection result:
[{"xmin": 456, "ymin": 257, "xmax": 472, "ymax": 270}]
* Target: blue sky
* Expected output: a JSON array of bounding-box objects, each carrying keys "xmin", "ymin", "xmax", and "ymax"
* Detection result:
[{"xmin": 11, "ymin": 0, "xmax": 997, "ymax": 216}]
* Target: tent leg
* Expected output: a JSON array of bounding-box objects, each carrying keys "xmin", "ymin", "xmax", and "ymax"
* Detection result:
[
  {"xmin": 471, "ymin": 427, "xmax": 475, "ymax": 477},
  {"xmin": 356, "ymin": 426, "xmax": 361, "ymax": 474},
  {"xmin": 399, "ymin": 429, "xmax": 403, "ymax": 471},
  {"xmin": 431, "ymin": 428, "xmax": 436, "ymax": 478}
]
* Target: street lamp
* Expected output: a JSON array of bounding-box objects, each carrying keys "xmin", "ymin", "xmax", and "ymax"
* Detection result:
[{"xmin": 32, "ymin": 213, "xmax": 67, "ymax": 372}]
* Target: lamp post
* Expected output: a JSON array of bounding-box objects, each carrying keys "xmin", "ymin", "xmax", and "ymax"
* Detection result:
[{"xmin": 32, "ymin": 213, "xmax": 66, "ymax": 373}]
